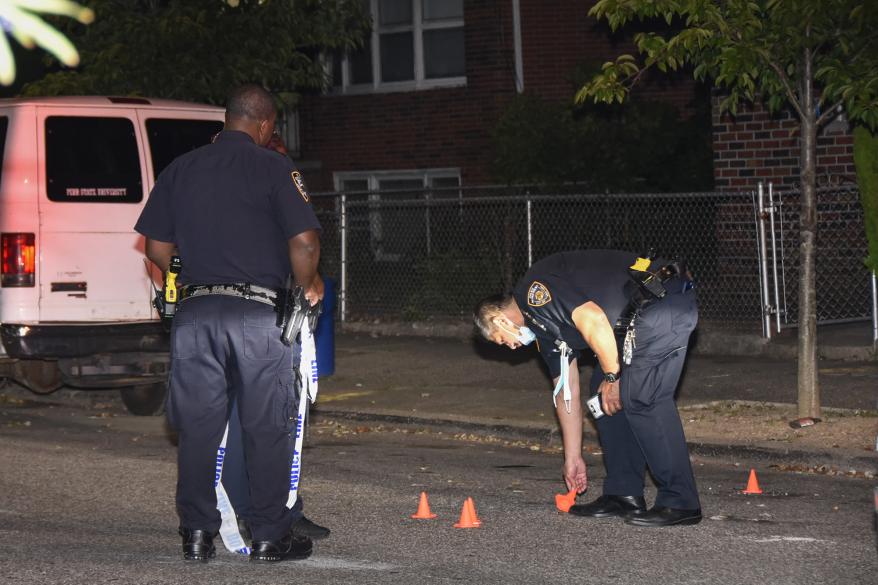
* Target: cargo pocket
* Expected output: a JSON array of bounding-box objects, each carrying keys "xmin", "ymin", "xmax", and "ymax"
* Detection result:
[
  {"xmin": 243, "ymin": 305, "xmax": 283, "ymax": 361},
  {"xmin": 623, "ymin": 365, "xmax": 662, "ymax": 410},
  {"xmin": 171, "ymin": 311, "xmax": 197, "ymax": 360},
  {"xmin": 275, "ymin": 364, "xmax": 297, "ymax": 432}
]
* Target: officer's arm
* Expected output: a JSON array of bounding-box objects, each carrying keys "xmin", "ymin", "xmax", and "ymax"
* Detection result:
[
  {"xmin": 145, "ymin": 238, "xmax": 176, "ymax": 274},
  {"xmin": 288, "ymin": 229, "xmax": 323, "ymax": 303},
  {"xmin": 572, "ymin": 301, "xmax": 623, "ymax": 415},
  {"xmin": 571, "ymin": 301, "xmax": 620, "ymax": 375},
  {"xmin": 555, "ymin": 360, "xmax": 588, "ymax": 493}
]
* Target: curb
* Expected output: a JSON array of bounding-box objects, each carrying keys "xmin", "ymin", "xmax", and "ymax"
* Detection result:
[{"xmin": 312, "ymin": 407, "xmax": 878, "ymax": 476}]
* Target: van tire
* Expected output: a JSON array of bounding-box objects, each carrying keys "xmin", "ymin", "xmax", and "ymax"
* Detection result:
[
  {"xmin": 120, "ymin": 382, "xmax": 167, "ymax": 416},
  {"xmin": 14, "ymin": 360, "xmax": 63, "ymax": 395}
]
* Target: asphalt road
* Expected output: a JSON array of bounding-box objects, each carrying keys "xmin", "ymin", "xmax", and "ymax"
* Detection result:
[{"xmin": 0, "ymin": 390, "xmax": 875, "ymax": 585}]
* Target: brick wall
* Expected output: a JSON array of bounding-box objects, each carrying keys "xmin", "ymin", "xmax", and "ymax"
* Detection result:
[
  {"xmin": 298, "ymin": 0, "xmax": 702, "ymax": 192},
  {"xmin": 298, "ymin": 1, "xmax": 517, "ymax": 191},
  {"xmin": 520, "ymin": 0, "xmax": 698, "ymax": 114},
  {"xmin": 712, "ymin": 95, "xmax": 856, "ymax": 191}
]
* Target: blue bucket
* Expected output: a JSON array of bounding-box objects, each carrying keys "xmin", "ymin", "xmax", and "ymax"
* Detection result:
[{"xmin": 315, "ymin": 278, "xmax": 335, "ymax": 377}]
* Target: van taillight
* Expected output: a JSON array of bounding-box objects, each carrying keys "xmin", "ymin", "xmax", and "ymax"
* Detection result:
[{"xmin": 1, "ymin": 233, "xmax": 36, "ymax": 287}]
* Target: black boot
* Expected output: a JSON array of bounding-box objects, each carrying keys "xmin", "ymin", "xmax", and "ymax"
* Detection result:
[
  {"xmin": 291, "ymin": 516, "xmax": 331, "ymax": 540},
  {"xmin": 625, "ymin": 506, "xmax": 702, "ymax": 527},
  {"xmin": 568, "ymin": 495, "xmax": 647, "ymax": 518},
  {"xmin": 179, "ymin": 528, "xmax": 216, "ymax": 562},
  {"xmin": 250, "ymin": 532, "xmax": 313, "ymax": 562}
]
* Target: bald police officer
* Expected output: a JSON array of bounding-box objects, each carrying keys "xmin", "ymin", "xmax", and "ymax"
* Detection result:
[
  {"xmin": 474, "ymin": 250, "xmax": 701, "ymax": 527},
  {"xmin": 136, "ymin": 84, "xmax": 323, "ymax": 561}
]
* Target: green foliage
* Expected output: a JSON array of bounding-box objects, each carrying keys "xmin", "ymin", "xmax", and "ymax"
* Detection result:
[
  {"xmin": 578, "ymin": 0, "xmax": 878, "ymax": 130},
  {"xmin": 403, "ymin": 251, "xmax": 498, "ymax": 321},
  {"xmin": 22, "ymin": 0, "xmax": 370, "ymax": 106},
  {"xmin": 490, "ymin": 93, "xmax": 713, "ymax": 192},
  {"xmin": 853, "ymin": 126, "xmax": 878, "ymax": 273}
]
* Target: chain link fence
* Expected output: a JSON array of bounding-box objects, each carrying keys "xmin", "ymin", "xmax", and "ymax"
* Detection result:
[
  {"xmin": 311, "ymin": 184, "xmax": 872, "ymax": 332},
  {"xmin": 769, "ymin": 184, "xmax": 872, "ymax": 325}
]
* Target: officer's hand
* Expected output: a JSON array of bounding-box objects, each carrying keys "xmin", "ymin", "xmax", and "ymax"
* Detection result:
[
  {"xmin": 304, "ymin": 275, "xmax": 325, "ymax": 306},
  {"xmin": 564, "ymin": 456, "xmax": 588, "ymax": 494},
  {"xmin": 600, "ymin": 380, "xmax": 622, "ymax": 415}
]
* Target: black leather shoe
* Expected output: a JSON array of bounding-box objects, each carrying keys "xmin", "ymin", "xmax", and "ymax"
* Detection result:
[
  {"xmin": 250, "ymin": 532, "xmax": 313, "ymax": 562},
  {"xmin": 568, "ymin": 495, "xmax": 646, "ymax": 518},
  {"xmin": 179, "ymin": 528, "xmax": 216, "ymax": 562},
  {"xmin": 291, "ymin": 516, "xmax": 331, "ymax": 540},
  {"xmin": 625, "ymin": 506, "xmax": 702, "ymax": 527},
  {"xmin": 236, "ymin": 515, "xmax": 251, "ymax": 542}
]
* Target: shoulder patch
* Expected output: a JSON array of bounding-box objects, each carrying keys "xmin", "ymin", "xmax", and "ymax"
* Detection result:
[
  {"xmin": 291, "ymin": 171, "xmax": 310, "ymax": 202},
  {"xmin": 527, "ymin": 281, "xmax": 552, "ymax": 307}
]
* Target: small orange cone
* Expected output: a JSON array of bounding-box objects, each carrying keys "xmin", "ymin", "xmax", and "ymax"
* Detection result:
[
  {"xmin": 411, "ymin": 491, "xmax": 438, "ymax": 519},
  {"xmin": 555, "ymin": 488, "xmax": 577, "ymax": 513},
  {"xmin": 454, "ymin": 498, "xmax": 479, "ymax": 528},
  {"xmin": 466, "ymin": 497, "xmax": 482, "ymax": 526},
  {"xmin": 742, "ymin": 469, "xmax": 763, "ymax": 494}
]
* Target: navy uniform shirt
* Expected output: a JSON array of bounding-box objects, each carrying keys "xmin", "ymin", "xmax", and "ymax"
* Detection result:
[
  {"xmin": 135, "ymin": 130, "xmax": 321, "ymax": 290},
  {"xmin": 512, "ymin": 250, "xmax": 638, "ymax": 377}
]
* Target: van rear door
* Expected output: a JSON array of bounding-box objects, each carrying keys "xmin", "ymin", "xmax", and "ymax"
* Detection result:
[
  {"xmin": 36, "ymin": 108, "xmax": 153, "ymax": 321},
  {"xmin": 136, "ymin": 111, "xmax": 225, "ymax": 287}
]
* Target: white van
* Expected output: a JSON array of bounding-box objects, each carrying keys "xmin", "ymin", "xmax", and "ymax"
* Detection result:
[{"xmin": 0, "ymin": 96, "xmax": 224, "ymax": 415}]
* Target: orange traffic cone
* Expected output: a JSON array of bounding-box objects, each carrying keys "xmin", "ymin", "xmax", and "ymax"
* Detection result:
[
  {"xmin": 466, "ymin": 497, "xmax": 482, "ymax": 526},
  {"xmin": 555, "ymin": 488, "xmax": 577, "ymax": 513},
  {"xmin": 454, "ymin": 498, "xmax": 479, "ymax": 528},
  {"xmin": 742, "ymin": 469, "xmax": 763, "ymax": 494},
  {"xmin": 411, "ymin": 491, "xmax": 438, "ymax": 519}
]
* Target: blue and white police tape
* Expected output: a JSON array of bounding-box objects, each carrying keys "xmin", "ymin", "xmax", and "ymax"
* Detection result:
[
  {"xmin": 552, "ymin": 342, "xmax": 573, "ymax": 413},
  {"xmin": 215, "ymin": 425, "xmax": 251, "ymax": 555},
  {"xmin": 287, "ymin": 318, "xmax": 318, "ymax": 509}
]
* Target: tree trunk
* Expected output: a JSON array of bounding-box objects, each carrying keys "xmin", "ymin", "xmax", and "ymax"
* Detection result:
[{"xmin": 797, "ymin": 46, "xmax": 821, "ymax": 419}]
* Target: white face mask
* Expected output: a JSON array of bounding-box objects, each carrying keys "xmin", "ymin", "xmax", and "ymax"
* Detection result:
[
  {"xmin": 515, "ymin": 326, "xmax": 536, "ymax": 346},
  {"xmin": 496, "ymin": 320, "xmax": 536, "ymax": 346}
]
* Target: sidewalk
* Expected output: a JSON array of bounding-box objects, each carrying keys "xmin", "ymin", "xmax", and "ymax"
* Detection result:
[{"xmin": 314, "ymin": 327, "xmax": 878, "ymax": 476}]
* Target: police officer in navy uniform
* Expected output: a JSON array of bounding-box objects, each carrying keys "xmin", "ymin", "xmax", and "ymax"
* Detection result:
[
  {"xmin": 218, "ymin": 129, "xmax": 331, "ymax": 544},
  {"xmin": 474, "ymin": 250, "xmax": 701, "ymax": 527},
  {"xmin": 135, "ymin": 84, "xmax": 323, "ymax": 561}
]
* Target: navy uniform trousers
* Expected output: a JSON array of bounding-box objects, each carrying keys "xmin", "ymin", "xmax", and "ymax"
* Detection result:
[
  {"xmin": 223, "ymin": 380, "xmax": 304, "ymax": 526},
  {"xmin": 590, "ymin": 279, "xmax": 700, "ymax": 510},
  {"xmin": 167, "ymin": 295, "xmax": 298, "ymax": 542}
]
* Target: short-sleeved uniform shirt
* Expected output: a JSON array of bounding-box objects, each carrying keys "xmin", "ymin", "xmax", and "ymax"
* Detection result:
[
  {"xmin": 512, "ymin": 250, "xmax": 639, "ymax": 377},
  {"xmin": 134, "ymin": 130, "xmax": 321, "ymax": 290}
]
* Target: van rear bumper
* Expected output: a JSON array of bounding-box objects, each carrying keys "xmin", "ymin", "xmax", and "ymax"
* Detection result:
[{"xmin": 0, "ymin": 321, "xmax": 169, "ymax": 359}]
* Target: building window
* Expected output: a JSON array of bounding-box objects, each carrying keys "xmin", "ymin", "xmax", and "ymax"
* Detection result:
[
  {"xmin": 335, "ymin": 169, "xmax": 461, "ymax": 260},
  {"xmin": 331, "ymin": 0, "xmax": 465, "ymax": 93}
]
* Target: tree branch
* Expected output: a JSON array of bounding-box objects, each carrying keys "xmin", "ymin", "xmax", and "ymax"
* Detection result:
[
  {"xmin": 760, "ymin": 52, "xmax": 805, "ymax": 120},
  {"xmin": 816, "ymin": 99, "xmax": 844, "ymax": 127}
]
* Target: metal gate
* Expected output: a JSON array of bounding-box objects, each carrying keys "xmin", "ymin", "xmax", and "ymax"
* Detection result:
[{"xmin": 753, "ymin": 182, "xmax": 877, "ymax": 341}]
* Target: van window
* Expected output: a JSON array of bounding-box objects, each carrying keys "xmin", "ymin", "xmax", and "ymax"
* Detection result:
[
  {"xmin": 45, "ymin": 116, "xmax": 142, "ymax": 203},
  {"xmin": 0, "ymin": 117, "xmax": 8, "ymax": 190},
  {"xmin": 145, "ymin": 119, "xmax": 224, "ymax": 178}
]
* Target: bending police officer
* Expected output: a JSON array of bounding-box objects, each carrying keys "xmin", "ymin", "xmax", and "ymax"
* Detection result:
[
  {"xmin": 473, "ymin": 250, "xmax": 701, "ymax": 527},
  {"xmin": 135, "ymin": 84, "xmax": 323, "ymax": 561}
]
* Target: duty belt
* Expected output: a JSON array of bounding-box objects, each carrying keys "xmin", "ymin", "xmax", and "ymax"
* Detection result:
[
  {"xmin": 614, "ymin": 265, "xmax": 692, "ymax": 365},
  {"xmin": 179, "ymin": 283, "xmax": 280, "ymax": 308}
]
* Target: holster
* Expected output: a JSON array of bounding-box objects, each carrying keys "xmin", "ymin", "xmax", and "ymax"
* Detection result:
[
  {"xmin": 614, "ymin": 258, "xmax": 686, "ymax": 336},
  {"xmin": 279, "ymin": 280, "xmax": 322, "ymax": 346}
]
